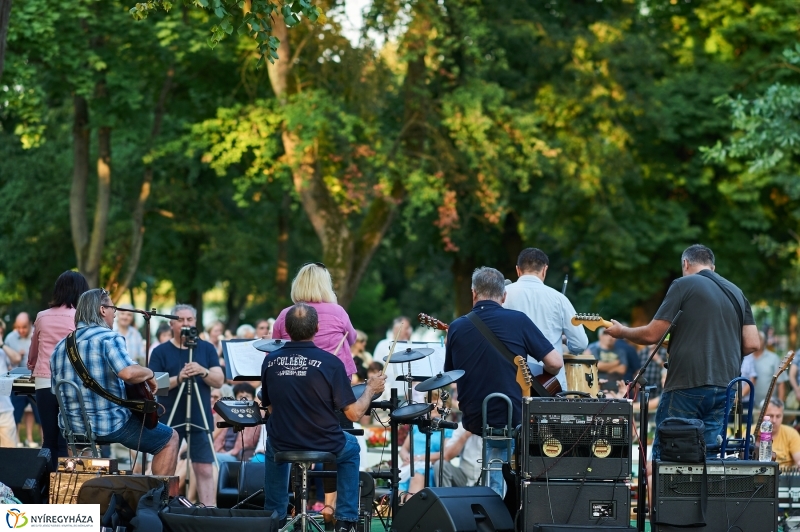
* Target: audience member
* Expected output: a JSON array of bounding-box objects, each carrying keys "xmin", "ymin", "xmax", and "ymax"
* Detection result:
[
  {"xmin": 434, "ymin": 423, "xmax": 481, "ymax": 488},
  {"xmin": 27, "ymin": 271, "xmax": 89, "ymax": 470},
  {"xmin": 149, "ymin": 322, "xmax": 172, "ymax": 356},
  {"xmin": 351, "ymin": 330, "xmax": 371, "ymax": 383},
  {"xmin": 149, "ymin": 304, "xmax": 225, "ymax": 506},
  {"xmin": 206, "ymin": 320, "xmax": 225, "ymax": 360},
  {"xmin": 214, "ymin": 383, "xmax": 260, "ymax": 462},
  {"xmin": 255, "ymin": 319, "xmax": 272, "ymax": 339},
  {"xmin": 5, "ymin": 313, "xmax": 39, "ymax": 447},
  {"xmin": 114, "ymin": 305, "xmax": 146, "ymax": 366},
  {"xmin": 585, "ymin": 327, "xmax": 628, "ymax": 392},
  {"xmin": 0, "ymin": 318, "xmax": 18, "ymax": 448},
  {"xmin": 236, "ymin": 324, "xmax": 255, "ymax": 339},
  {"xmin": 762, "ymin": 398, "xmax": 800, "ymax": 468},
  {"xmin": 741, "ymin": 331, "xmax": 787, "ymax": 407}
]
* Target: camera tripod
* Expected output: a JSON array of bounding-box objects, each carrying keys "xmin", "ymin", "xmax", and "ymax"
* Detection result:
[{"xmin": 164, "ymin": 331, "xmax": 218, "ymax": 489}]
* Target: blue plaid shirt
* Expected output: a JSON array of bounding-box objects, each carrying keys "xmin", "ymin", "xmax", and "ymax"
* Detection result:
[{"xmin": 50, "ymin": 323, "xmax": 135, "ymax": 436}]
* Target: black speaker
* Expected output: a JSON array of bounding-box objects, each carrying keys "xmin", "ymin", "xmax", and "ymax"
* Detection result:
[
  {"xmin": 0, "ymin": 447, "xmax": 51, "ymax": 503},
  {"xmin": 522, "ymin": 480, "xmax": 630, "ymax": 529},
  {"xmin": 390, "ymin": 487, "xmax": 514, "ymax": 532},
  {"xmin": 651, "ymin": 460, "xmax": 778, "ymax": 532}
]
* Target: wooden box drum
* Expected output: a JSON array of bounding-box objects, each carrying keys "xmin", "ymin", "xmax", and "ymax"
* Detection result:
[{"xmin": 563, "ymin": 354, "xmax": 599, "ymax": 397}]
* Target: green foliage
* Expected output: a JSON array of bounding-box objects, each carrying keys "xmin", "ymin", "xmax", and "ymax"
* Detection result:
[{"xmin": 129, "ymin": 0, "xmax": 321, "ymax": 66}]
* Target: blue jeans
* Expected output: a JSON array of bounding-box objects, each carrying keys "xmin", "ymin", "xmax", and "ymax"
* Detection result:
[
  {"xmin": 263, "ymin": 433, "xmax": 360, "ymax": 522},
  {"xmin": 652, "ymin": 386, "xmax": 727, "ymax": 461},
  {"xmin": 484, "ymin": 438, "xmax": 514, "ymax": 497},
  {"xmin": 95, "ymin": 415, "xmax": 174, "ymax": 455}
]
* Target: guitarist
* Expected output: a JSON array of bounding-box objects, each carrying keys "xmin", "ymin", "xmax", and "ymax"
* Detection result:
[
  {"xmin": 604, "ymin": 244, "xmax": 760, "ymax": 461},
  {"xmin": 50, "ymin": 288, "xmax": 179, "ymax": 475},
  {"xmin": 444, "ymin": 267, "xmax": 563, "ymax": 497}
]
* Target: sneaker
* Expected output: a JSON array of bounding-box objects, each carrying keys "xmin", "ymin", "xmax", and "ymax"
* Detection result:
[
  {"xmin": 335, "ymin": 521, "xmax": 357, "ymax": 532},
  {"xmin": 26, "ymin": 440, "xmax": 39, "ymax": 449}
]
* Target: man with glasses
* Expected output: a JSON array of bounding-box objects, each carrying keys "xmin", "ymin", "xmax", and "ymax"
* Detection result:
[
  {"xmin": 50, "ymin": 289, "xmax": 179, "ymax": 475},
  {"xmin": 762, "ymin": 398, "xmax": 800, "ymax": 468},
  {"xmin": 149, "ymin": 304, "xmax": 224, "ymax": 505}
]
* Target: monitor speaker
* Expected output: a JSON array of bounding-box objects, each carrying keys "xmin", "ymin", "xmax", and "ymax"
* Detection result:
[
  {"xmin": 0, "ymin": 447, "xmax": 51, "ymax": 503},
  {"xmin": 390, "ymin": 487, "xmax": 514, "ymax": 532},
  {"xmin": 522, "ymin": 480, "xmax": 630, "ymax": 529}
]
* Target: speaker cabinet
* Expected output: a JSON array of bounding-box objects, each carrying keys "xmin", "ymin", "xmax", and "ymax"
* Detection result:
[
  {"xmin": 0, "ymin": 447, "xmax": 51, "ymax": 503},
  {"xmin": 651, "ymin": 460, "xmax": 778, "ymax": 532},
  {"xmin": 522, "ymin": 480, "xmax": 631, "ymax": 529},
  {"xmin": 390, "ymin": 487, "xmax": 514, "ymax": 532}
]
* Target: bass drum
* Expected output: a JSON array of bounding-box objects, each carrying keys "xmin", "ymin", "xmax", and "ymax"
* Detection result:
[{"xmin": 563, "ymin": 354, "xmax": 599, "ymax": 398}]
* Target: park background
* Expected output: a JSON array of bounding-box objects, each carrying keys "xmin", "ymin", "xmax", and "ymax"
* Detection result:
[{"xmin": 1, "ymin": 0, "xmax": 799, "ymax": 349}]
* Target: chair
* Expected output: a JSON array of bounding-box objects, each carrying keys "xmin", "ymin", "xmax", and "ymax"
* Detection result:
[
  {"xmin": 274, "ymin": 450, "xmax": 335, "ymax": 532},
  {"xmin": 54, "ymin": 379, "xmax": 99, "ymax": 458}
]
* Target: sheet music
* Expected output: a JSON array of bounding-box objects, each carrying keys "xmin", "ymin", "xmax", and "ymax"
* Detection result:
[{"xmin": 222, "ymin": 340, "xmax": 267, "ymax": 380}]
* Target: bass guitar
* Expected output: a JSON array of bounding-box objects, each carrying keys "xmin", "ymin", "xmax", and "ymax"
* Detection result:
[
  {"xmin": 754, "ymin": 350, "xmax": 795, "ymax": 440},
  {"xmin": 418, "ymin": 313, "xmax": 561, "ymax": 397}
]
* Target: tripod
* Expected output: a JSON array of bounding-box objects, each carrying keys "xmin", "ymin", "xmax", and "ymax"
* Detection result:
[{"xmin": 165, "ymin": 334, "xmax": 218, "ymax": 493}]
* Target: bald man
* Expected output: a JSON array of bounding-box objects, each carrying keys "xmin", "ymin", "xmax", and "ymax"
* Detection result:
[{"xmin": 4, "ymin": 313, "xmax": 39, "ymax": 447}]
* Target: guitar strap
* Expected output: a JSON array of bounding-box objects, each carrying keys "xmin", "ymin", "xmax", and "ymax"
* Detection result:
[
  {"xmin": 65, "ymin": 331, "xmax": 158, "ymax": 414},
  {"xmin": 696, "ymin": 269, "xmax": 744, "ymax": 334},
  {"xmin": 467, "ymin": 312, "xmax": 550, "ymax": 397}
]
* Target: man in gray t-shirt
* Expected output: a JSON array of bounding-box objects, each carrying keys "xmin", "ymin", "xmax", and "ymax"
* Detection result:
[{"xmin": 605, "ymin": 244, "xmax": 760, "ymax": 459}]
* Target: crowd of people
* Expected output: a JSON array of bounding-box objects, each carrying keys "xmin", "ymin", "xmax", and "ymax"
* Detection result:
[{"xmin": 3, "ymin": 243, "xmax": 800, "ymax": 531}]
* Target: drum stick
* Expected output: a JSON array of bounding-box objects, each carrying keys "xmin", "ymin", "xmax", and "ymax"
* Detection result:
[
  {"xmin": 332, "ymin": 332, "xmax": 347, "ymax": 357},
  {"xmin": 382, "ymin": 338, "xmax": 399, "ymax": 374}
]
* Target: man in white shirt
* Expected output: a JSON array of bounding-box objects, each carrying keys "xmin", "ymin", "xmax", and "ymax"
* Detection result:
[
  {"xmin": 434, "ymin": 424, "xmax": 482, "ymax": 487},
  {"xmin": 504, "ymin": 248, "xmax": 588, "ymax": 390}
]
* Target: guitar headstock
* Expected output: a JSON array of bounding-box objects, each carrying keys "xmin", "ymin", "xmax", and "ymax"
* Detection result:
[
  {"xmin": 517, "ymin": 358, "xmax": 533, "ymax": 386},
  {"xmin": 779, "ymin": 350, "xmax": 796, "ymax": 374},
  {"xmin": 418, "ymin": 313, "xmax": 449, "ymax": 331},
  {"xmin": 571, "ymin": 313, "xmax": 612, "ymax": 331}
]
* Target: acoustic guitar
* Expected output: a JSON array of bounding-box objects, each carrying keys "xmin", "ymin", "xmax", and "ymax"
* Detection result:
[
  {"xmin": 753, "ymin": 350, "xmax": 795, "ymax": 440},
  {"xmin": 418, "ymin": 313, "xmax": 561, "ymax": 397},
  {"xmin": 125, "ymin": 381, "xmax": 160, "ymax": 430}
]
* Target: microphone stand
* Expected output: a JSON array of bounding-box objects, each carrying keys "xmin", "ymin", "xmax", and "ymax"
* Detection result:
[
  {"xmin": 106, "ymin": 306, "xmax": 178, "ymax": 473},
  {"xmin": 627, "ymin": 309, "xmax": 681, "ymax": 532}
]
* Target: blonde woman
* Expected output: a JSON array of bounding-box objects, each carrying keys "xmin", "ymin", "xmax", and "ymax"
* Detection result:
[
  {"xmin": 271, "ymin": 262, "xmax": 358, "ymax": 524},
  {"xmin": 272, "ymin": 263, "xmax": 358, "ymax": 377}
]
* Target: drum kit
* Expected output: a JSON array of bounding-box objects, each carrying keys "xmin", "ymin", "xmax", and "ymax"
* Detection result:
[
  {"xmin": 561, "ymin": 353, "xmax": 601, "ymax": 397},
  {"xmin": 363, "ymin": 347, "xmax": 462, "ymax": 489}
]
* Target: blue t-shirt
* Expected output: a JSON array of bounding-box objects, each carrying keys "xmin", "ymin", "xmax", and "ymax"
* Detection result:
[
  {"xmin": 444, "ymin": 301, "xmax": 555, "ymax": 434},
  {"xmin": 149, "ymin": 339, "xmax": 219, "ymax": 432},
  {"xmin": 261, "ymin": 341, "xmax": 356, "ymax": 453}
]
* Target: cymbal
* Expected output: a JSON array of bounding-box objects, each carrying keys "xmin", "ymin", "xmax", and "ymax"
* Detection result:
[
  {"xmin": 383, "ymin": 347, "xmax": 434, "ymax": 364},
  {"xmin": 253, "ymin": 339, "xmax": 288, "ymax": 352},
  {"xmin": 415, "ymin": 370, "xmax": 465, "ymax": 392}
]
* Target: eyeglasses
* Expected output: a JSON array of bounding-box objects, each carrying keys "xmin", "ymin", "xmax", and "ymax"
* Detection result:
[
  {"xmin": 100, "ymin": 305, "xmax": 116, "ymax": 315},
  {"xmin": 302, "ymin": 262, "xmax": 327, "ymax": 270}
]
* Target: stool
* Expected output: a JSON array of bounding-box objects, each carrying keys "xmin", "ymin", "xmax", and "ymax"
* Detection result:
[
  {"xmin": 275, "ymin": 450, "xmax": 335, "ymax": 532},
  {"xmin": 54, "ymin": 379, "xmax": 100, "ymax": 458}
]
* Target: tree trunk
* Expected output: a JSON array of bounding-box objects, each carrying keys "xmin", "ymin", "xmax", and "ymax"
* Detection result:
[
  {"xmin": 453, "ymin": 254, "xmax": 474, "ymax": 317},
  {"xmin": 110, "ymin": 66, "xmax": 174, "ymax": 301},
  {"xmin": 0, "ymin": 0, "xmax": 11, "ymax": 81},
  {"xmin": 789, "ymin": 305, "xmax": 798, "ymax": 351},
  {"xmin": 83, "ymin": 124, "xmax": 112, "ymax": 288},
  {"xmin": 70, "ymin": 95, "xmax": 90, "ymax": 275},
  {"xmin": 275, "ymin": 192, "xmax": 291, "ymax": 304}
]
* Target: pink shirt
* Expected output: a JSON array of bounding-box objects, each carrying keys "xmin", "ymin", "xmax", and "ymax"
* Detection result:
[
  {"xmin": 28, "ymin": 306, "xmax": 77, "ymax": 380},
  {"xmin": 272, "ymin": 301, "xmax": 358, "ymax": 377}
]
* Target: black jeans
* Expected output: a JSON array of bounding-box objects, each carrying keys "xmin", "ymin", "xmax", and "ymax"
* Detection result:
[{"xmin": 36, "ymin": 387, "xmax": 68, "ymax": 471}]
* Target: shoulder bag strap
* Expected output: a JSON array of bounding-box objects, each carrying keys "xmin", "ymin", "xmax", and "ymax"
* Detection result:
[
  {"xmin": 466, "ymin": 312, "xmax": 550, "ymax": 397},
  {"xmin": 696, "ymin": 269, "xmax": 744, "ymax": 332},
  {"xmin": 65, "ymin": 331, "xmax": 150, "ymax": 415}
]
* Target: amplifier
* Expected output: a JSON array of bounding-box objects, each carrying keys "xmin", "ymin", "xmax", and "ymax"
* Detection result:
[
  {"xmin": 779, "ymin": 466, "xmax": 800, "ymax": 513},
  {"xmin": 651, "ymin": 459, "xmax": 778, "ymax": 532},
  {"xmin": 521, "ymin": 480, "xmax": 631, "ymax": 529},
  {"xmin": 521, "ymin": 398, "xmax": 632, "ymax": 481}
]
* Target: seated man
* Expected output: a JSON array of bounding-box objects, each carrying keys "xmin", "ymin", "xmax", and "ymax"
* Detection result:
[
  {"xmin": 762, "ymin": 398, "xmax": 800, "ymax": 468},
  {"xmin": 50, "ymin": 288, "xmax": 179, "ymax": 475},
  {"xmin": 214, "ymin": 382, "xmax": 260, "ymax": 462},
  {"xmin": 261, "ymin": 303, "xmax": 386, "ymax": 532},
  {"xmin": 434, "ymin": 423, "xmax": 482, "ymax": 488}
]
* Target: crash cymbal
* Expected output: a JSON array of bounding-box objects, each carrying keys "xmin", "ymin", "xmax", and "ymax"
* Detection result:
[
  {"xmin": 253, "ymin": 339, "xmax": 288, "ymax": 352},
  {"xmin": 415, "ymin": 370, "xmax": 465, "ymax": 392},
  {"xmin": 383, "ymin": 347, "xmax": 434, "ymax": 364}
]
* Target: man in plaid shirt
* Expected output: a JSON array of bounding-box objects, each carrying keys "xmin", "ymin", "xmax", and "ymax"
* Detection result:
[{"xmin": 50, "ymin": 288, "xmax": 178, "ymax": 475}]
